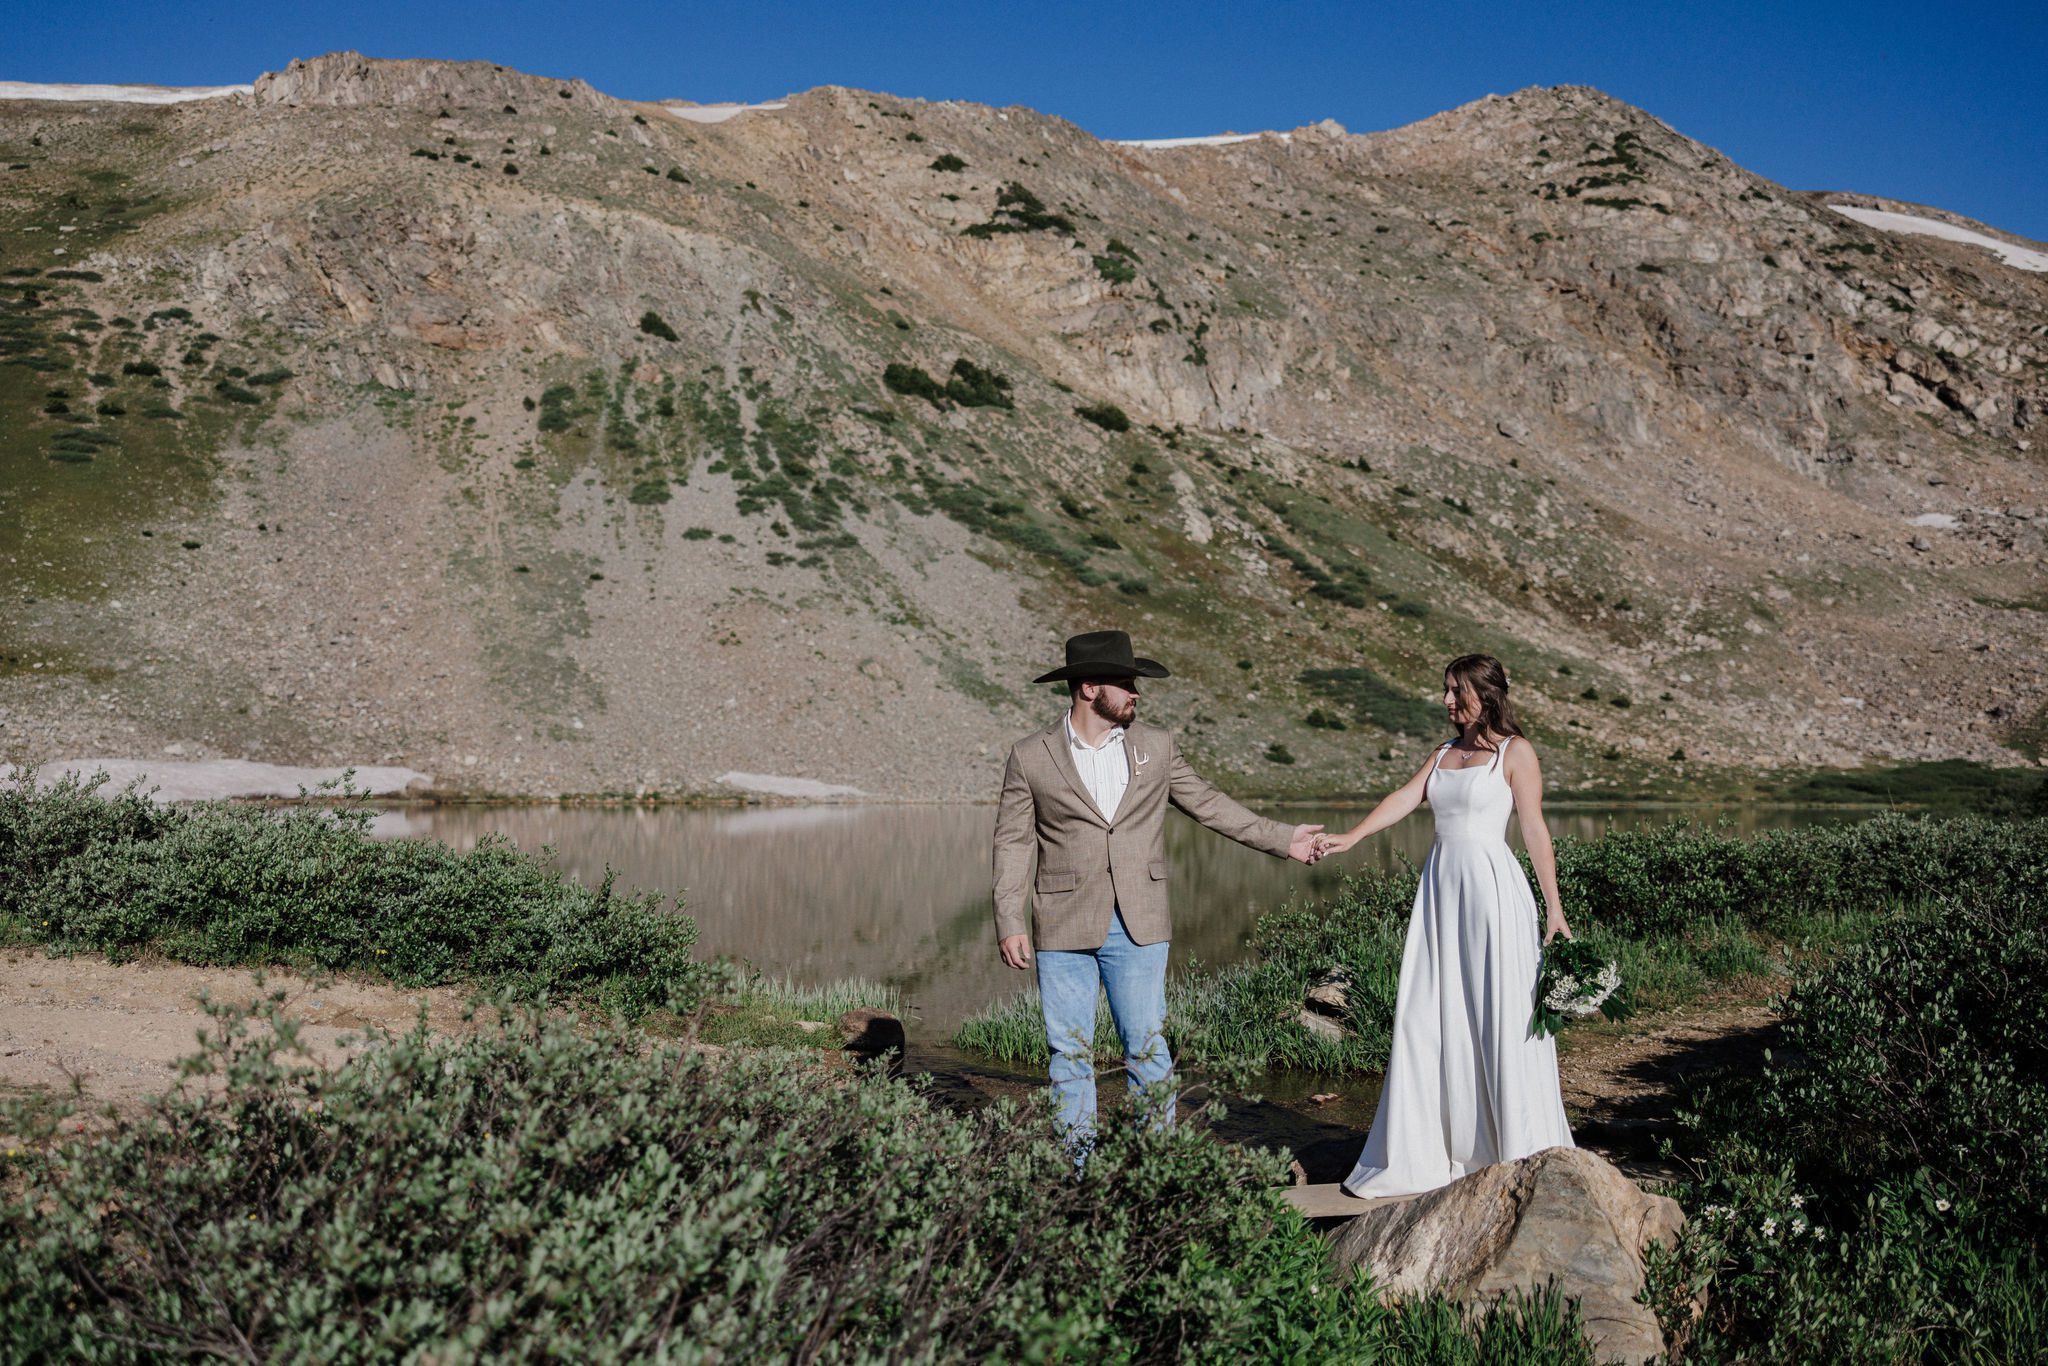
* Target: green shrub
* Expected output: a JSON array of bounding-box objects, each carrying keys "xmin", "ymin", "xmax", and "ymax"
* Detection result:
[
  {"xmin": 44, "ymin": 269, "xmax": 103, "ymax": 282},
  {"xmin": 881, "ymin": 359, "xmax": 1013, "ymax": 411},
  {"xmin": 929, "ymin": 153, "xmax": 967, "ymax": 172},
  {"xmin": 536, "ymin": 382, "xmax": 577, "ymax": 433},
  {"xmin": 945, "ymin": 357, "xmax": 1013, "ymax": 408},
  {"xmin": 1559, "ymin": 813, "xmax": 2048, "ymax": 936},
  {"xmin": 120, "ymin": 360, "xmax": 160, "ymax": 377},
  {"xmin": 1265, "ymin": 742, "xmax": 1296, "ymax": 765},
  {"xmin": 627, "ymin": 479, "xmax": 672, "ymax": 505},
  {"xmin": 1653, "ymin": 887, "xmax": 2048, "ymax": 1360},
  {"xmin": 247, "ymin": 367, "xmax": 294, "ymax": 385},
  {"xmin": 666, "ymin": 167, "xmax": 689, "ymax": 182},
  {"xmin": 1709, "ymin": 892, "xmax": 2048, "ymax": 1219},
  {"xmin": 960, "ymin": 182, "xmax": 1075, "ymax": 238},
  {"xmin": 638, "ymin": 310, "xmax": 678, "ymax": 342},
  {"xmin": 1093, "ymin": 253, "xmax": 1137, "ymax": 284},
  {"xmin": 1305, "ymin": 708, "xmax": 1347, "ymax": 730},
  {"xmin": 0, "ymin": 1003, "xmax": 1600, "ymax": 1364},
  {"xmin": 883, "ymin": 361, "xmax": 948, "ymax": 407},
  {"xmin": 1075, "ymin": 401, "xmax": 1130, "ymax": 432},
  {"xmin": 0, "ymin": 769, "xmax": 708, "ymax": 1017},
  {"xmin": 213, "ymin": 381, "xmax": 262, "ymax": 405}
]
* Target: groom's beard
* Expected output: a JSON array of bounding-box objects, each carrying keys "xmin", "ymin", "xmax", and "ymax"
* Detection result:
[{"xmin": 1091, "ymin": 692, "xmax": 1137, "ymax": 727}]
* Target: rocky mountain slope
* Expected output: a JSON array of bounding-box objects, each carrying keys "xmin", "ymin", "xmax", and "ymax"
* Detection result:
[{"xmin": 2, "ymin": 53, "xmax": 2042, "ymax": 799}]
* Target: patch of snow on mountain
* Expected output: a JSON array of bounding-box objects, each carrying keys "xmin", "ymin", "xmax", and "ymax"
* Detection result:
[
  {"xmin": 1111, "ymin": 132, "xmax": 1287, "ymax": 149},
  {"xmin": 661, "ymin": 101, "xmax": 788, "ymax": 124},
  {"xmin": 0, "ymin": 81, "xmax": 250, "ymax": 104},
  {"xmin": 716, "ymin": 771, "xmax": 867, "ymax": 800},
  {"xmin": 1828, "ymin": 204, "xmax": 2048, "ymax": 273}
]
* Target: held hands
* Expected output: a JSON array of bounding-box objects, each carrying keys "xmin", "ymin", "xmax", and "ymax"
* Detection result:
[
  {"xmin": 1287, "ymin": 824, "xmax": 1328, "ymax": 864},
  {"xmin": 1311, "ymin": 830, "xmax": 1359, "ymax": 859},
  {"xmin": 999, "ymin": 933, "xmax": 1033, "ymax": 970}
]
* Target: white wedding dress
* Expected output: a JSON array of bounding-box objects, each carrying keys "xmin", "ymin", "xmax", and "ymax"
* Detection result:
[{"xmin": 1342, "ymin": 736, "xmax": 1574, "ymax": 1199}]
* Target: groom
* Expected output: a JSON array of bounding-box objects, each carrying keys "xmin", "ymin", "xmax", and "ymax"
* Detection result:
[{"xmin": 992, "ymin": 630, "xmax": 1324, "ymax": 1144}]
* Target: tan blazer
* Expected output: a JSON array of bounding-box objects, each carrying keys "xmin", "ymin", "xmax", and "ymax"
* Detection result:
[{"xmin": 992, "ymin": 717, "xmax": 1295, "ymax": 951}]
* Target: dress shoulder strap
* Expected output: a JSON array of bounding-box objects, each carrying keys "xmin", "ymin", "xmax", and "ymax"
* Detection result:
[
  {"xmin": 1427, "ymin": 740, "xmax": 1453, "ymax": 778},
  {"xmin": 1488, "ymin": 735, "xmax": 1512, "ymax": 772}
]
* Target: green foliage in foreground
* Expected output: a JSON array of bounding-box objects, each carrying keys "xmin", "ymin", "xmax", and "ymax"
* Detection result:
[
  {"xmin": 1651, "ymin": 887, "xmax": 2048, "ymax": 1361},
  {"xmin": 0, "ymin": 1001, "xmax": 1601, "ymax": 1364},
  {"xmin": 0, "ymin": 769, "xmax": 710, "ymax": 1018},
  {"xmin": 957, "ymin": 814, "xmax": 2045, "ymax": 1072}
]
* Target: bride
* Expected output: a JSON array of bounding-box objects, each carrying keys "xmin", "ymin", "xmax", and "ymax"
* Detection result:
[{"xmin": 1313, "ymin": 653, "xmax": 1575, "ymax": 1199}]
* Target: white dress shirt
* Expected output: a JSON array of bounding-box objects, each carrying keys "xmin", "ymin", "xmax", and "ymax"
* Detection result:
[{"xmin": 1065, "ymin": 714, "xmax": 1130, "ymax": 822}]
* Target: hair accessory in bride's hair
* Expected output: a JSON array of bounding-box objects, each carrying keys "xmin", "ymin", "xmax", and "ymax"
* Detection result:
[{"xmin": 1500, "ymin": 668, "xmax": 1510, "ymax": 690}]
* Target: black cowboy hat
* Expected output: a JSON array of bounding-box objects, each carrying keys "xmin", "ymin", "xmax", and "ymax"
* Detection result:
[{"xmin": 1033, "ymin": 630, "xmax": 1171, "ymax": 684}]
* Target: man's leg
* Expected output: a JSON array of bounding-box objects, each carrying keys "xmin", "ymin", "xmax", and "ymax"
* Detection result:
[
  {"xmin": 1099, "ymin": 909, "xmax": 1174, "ymax": 1130},
  {"xmin": 1035, "ymin": 940, "xmax": 1102, "ymax": 1149}
]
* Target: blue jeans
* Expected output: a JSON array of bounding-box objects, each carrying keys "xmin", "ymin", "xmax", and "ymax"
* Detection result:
[{"xmin": 1036, "ymin": 909, "xmax": 1174, "ymax": 1145}]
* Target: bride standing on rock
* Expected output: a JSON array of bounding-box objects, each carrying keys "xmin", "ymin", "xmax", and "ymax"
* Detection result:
[{"xmin": 1313, "ymin": 653, "xmax": 1575, "ymax": 1199}]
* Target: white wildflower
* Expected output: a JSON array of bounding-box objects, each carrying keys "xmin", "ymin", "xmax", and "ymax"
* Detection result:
[
  {"xmin": 1935, "ymin": 1199, "xmax": 1951, "ymax": 1213},
  {"xmin": 1542, "ymin": 975, "xmax": 1582, "ymax": 1011},
  {"xmin": 1761, "ymin": 1218, "xmax": 1777, "ymax": 1238},
  {"xmin": 1789, "ymin": 1194, "xmax": 1805, "ymax": 1209}
]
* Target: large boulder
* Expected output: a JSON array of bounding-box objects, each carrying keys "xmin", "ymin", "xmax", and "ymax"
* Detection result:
[{"xmin": 1328, "ymin": 1146, "xmax": 1682, "ymax": 1366}]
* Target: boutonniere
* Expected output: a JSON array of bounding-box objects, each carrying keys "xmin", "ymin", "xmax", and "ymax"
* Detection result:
[{"xmin": 1132, "ymin": 751, "xmax": 1152, "ymax": 773}]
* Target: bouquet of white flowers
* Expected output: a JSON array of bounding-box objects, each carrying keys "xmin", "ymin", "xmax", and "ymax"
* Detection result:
[{"xmin": 1531, "ymin": 936, "xmax": 1632, "ymax": 1038}]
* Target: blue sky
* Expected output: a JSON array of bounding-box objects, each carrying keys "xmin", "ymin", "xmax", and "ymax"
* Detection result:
[{"xmin": 11, "ymin": 0, "xmax": 2045, "ymax": 239}]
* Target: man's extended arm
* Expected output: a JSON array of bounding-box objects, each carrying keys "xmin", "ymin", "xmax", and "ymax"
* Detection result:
[
  {"xmin": 992, "ymin": 748, "xmax": 1034, "ymax": 942},
  {"xmin": 1168, "ymin": 738, "xmax": 1320, "ymax": 860}
]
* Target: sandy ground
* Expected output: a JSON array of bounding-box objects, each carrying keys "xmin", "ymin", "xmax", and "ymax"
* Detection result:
[{"xmin": 0, "ymin": 948, "xmax": 477, "ymax": 1136}]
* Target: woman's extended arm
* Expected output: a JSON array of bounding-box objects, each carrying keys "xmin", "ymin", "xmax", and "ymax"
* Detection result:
[
  {"xmin": 1317, "ymin": 750, "xmax": 1438, "ymax": 855},
  {"xmin": 1506, "ymin": 740, "xmax": 1572, "ymax": 942}
]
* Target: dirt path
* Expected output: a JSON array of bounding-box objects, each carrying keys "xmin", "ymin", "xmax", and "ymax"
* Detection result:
[
  {"xmin": 1, "ymin": 947, "xmax": 478, "ymax": 1135},
  {"xmin": 1556, "ymin": 997, "xmax": 1783, "ymax": 1182}
]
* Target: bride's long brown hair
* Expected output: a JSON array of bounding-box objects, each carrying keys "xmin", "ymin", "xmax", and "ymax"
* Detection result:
[{"xmin": 1445, "ymin": 654, "xmax": 1524, "ymax": 744}]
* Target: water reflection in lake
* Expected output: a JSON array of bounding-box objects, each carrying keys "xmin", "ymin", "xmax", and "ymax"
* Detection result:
[{"xmin": 370, "ymin": 802, "xmax": 1867, "ymax": 1035}]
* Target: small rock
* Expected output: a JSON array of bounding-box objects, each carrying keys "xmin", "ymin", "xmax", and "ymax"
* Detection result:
[
  {"xmin": 1298, "ymin": 1008, "xmax": 1347, "ymax": 1044},
  {"xmin": 1305, "ymin": 965, "xmax": 1352, "ymax": 1017},
  {"xmin": 793, "ymin": 1020, "xmax": 828, "ymax": 1034},
  {"xmin": 837, "ymin": 1007, "xmax": 906, "ymax": 1068}
]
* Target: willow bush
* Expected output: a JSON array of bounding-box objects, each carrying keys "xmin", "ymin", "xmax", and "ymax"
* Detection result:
[
  {"xmin": 0, "ymin": 768, "xmax": 708, "ymax": 1017},
  {"xmin": 1, "ymin": 999, "xmax": 1599, "ymax": 1363},
  {"xmin": 1651, "ymin": 887, "xmax": 2048, "ymax": 1361}
]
